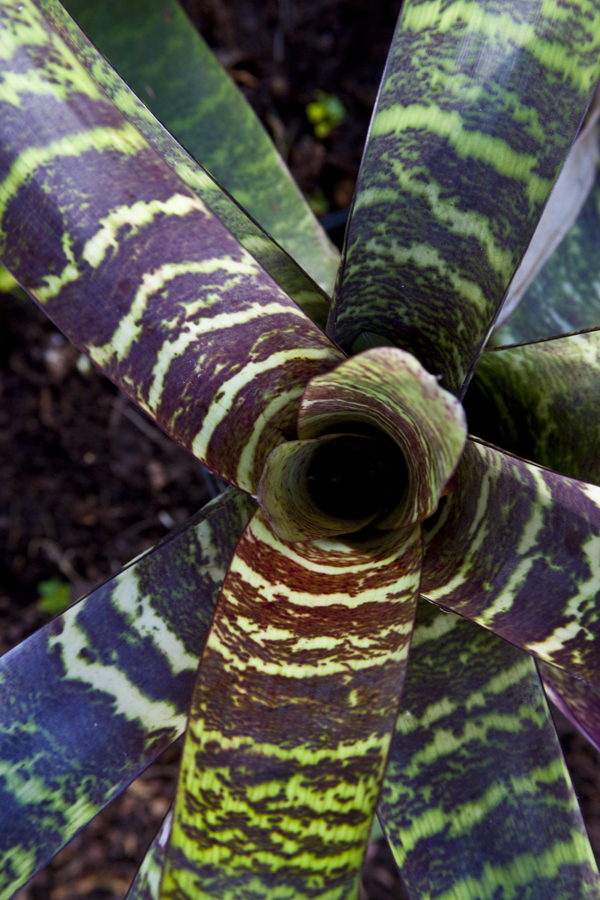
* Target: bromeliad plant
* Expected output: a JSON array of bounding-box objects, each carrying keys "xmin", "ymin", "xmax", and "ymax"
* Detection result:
[{"xmin": 2, "ymin": 0, "xmax": 600, "ymax": 897}]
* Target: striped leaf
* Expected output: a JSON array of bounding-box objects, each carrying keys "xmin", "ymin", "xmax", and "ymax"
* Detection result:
[
  {"xmin": 0, "ymin": 0, "xmax": 343, "ymax": 494},
  {"xmin": 0, "ymin": 490, "xmax": 254, "ymax": 899},
  {"xmin": 422, "ymin": 438, "xmax": 600, "ymax": 688},
  {"xmin": 258, "ymin": 347, "xmax": 466, "ymax": 541},
  {"xmin": 493, "ymin": 97, "xmax": 600, "ymax": 334},
  {"xmin": 328, "ymin": 0, "xmax": 600, "ymax": 396},
  {"xmin": 59, "ymin": 0, "xmax": 340, "ymax": 298},
  {"xmin": 465, "ymin": 329, "xmax": 600, "ymax": 485},
  {"xmin": 493, "ymin": 172, "xmax": 600, "ymax": 346},
  {"xmin": 377, "ymin": 600, "xmax": 600, "ymax": 900},
  {"xmin": 541, "ymin": 662, "xmax": 600, "ymax": 755},
  {"xmin": 160, "ymin": 510, "xmax": 422, "ymax": 900},
  {"xmin": 38, "ymin": 0, "xmax": 332, "ymax": 328},
  {"xmin": 127, "ymin": 808, "xmax": 387, "ymax": 900}
]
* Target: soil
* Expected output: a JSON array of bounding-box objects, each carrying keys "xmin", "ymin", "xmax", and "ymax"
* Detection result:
[{"xmin": 2, "ymin": 1, "xmax": 600, "ymax": 898}]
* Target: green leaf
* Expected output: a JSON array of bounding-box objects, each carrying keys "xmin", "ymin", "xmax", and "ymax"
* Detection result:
[
  {"xmin": 36, "ymin": 577, "xmax": 71, "ymax": 615},
  {"xmin": 465, "ymin": 329, "xmax": 600, "ymax": 485},
  {"xmin": 60, "ymin": 0, "xmax": 340, "ymax": 297},
  {"xmin": 160, "ymin": 510, "xmax": 422, "ymax": 900},
  {"xmin": 306, "ymin": 92, "xmax": 347, "ymax": 139},
  {"xmin": 421, "ymin": 438, "xmax": 600, "ymax": 688},
  {"xmin": 0, "ymin": 0, "xmax": 344, "ymax": 493},
  {"xmin": 540, "ymin": 661, "xmax": 600, "ymax": 755},
  {"xmin": 378, "ymin": 601, "xmax": 600, "ymax": 900},
  {"xmin": 0, "ymin": 490, "xmax": 254, "ymax": 899},
  {"xmin": 493, "ymin": 172, "xmax": 600, "ymax": 346},
  {"xmin": 0, "ymin": 263, "xmax": 23, "ymax": 297},
  {"xmin": 329, "ymin": 0, "xmax": 600, "ymax": 396}
]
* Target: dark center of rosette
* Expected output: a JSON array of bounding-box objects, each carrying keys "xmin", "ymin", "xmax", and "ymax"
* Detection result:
[{"xmin": 307, "ymin": 432, "xmax": 408, "ymax": 520}]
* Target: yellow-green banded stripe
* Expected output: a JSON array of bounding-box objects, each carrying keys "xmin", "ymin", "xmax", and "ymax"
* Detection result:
[
  {"xmin": 422, "ymin": 438, "xmax": 600, "ymax": 688},
  {"xmin": 0, "ymin": 0, "xmax": 343, "ymax": 493},
  {"xmin": 540, "ymin": 662, "xmax": 600, "ymax": 755},
  {"xmin": 329, "ymin": 0, "xmax": 600, "ymax": 396},
  {"xmin": 378, "ymin": 600, "xmax": 600, "ymax": 900},
  {"xmin": 36, "ymin": 0, "xmax": 333, "ymax": 327},
  {"xmin": 466, "ymin": 329, "xmax": 600, "ymax": 486},
  {"xmin": 0, "ymin": 490, "xmax": 254, "ymax": 900},
  {"xmin": 493, "ymin": 172, "xmax": 600, "ymax": 346},
  {"xmin": 161, "ymin": 510, "xmax": 422, "ymax": 900}
]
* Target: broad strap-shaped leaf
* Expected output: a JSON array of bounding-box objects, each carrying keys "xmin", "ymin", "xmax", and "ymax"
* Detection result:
[
  {"xmin": 541, "ymin": 661, "xmax": 600, "ymax": 754},
  {"xmin": 59, "ymin": 0, "xmax": 340, "ymax": 298},
  {"xmin": 493, "ymin": 172, "xmax": 600, "ymax": 346},
  {"xmin": 0, "ymin": 0, "xmax": 344, "ymax": 494},
  {"xmin": 421, "ymin": 438, "xmax": 600, "ymax": 688},
  {"xmin": 328, "ymin": 0, "xmax": 600, "ymax": 396},
  {"xmin": 378, "ymin": 600, "xmax": 600, "ymax": 900},
  {"xmin": 38, "ymin": 0, "xmax": 332, "ymax": 329},
  {"xmin": 493, "ymin": 95, "xmax": 600, "ymax": 333},
  {"xmin": 0, "ymin": 490, "xmax": 254, "ymax": 899},
  {"xmin": 465, "ymin": 329, "xmax": 600, "ymax": 485},
  {"xmin": 160, "ymin": 510, "xmax": 422, "ymax": 900},
  {"xmin": 127, "ymin": 808, "xmax": 388, "ymax": 900}
]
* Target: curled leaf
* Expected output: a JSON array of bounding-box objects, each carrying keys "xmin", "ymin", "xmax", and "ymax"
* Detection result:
[
  {"xmin": 257, "ymin": 434, "xmax": 389, "ymax": 541},
  {"xmin": 297, "ymin": 347, "xmax": 466, "ymax": 529}
]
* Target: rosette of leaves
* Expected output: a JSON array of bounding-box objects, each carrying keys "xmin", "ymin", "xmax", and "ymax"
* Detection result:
[{"xmin": 2, "ymin": 0, "xmax": 600, "ymax": 898}]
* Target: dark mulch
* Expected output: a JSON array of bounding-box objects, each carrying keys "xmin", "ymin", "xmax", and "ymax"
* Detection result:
[{"xmin": 2, "ymin": 0, "xmax": 600, "ymax": 898}]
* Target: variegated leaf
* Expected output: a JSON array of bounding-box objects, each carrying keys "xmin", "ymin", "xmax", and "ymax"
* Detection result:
[
  {"xmin": 541, "ymin": 662, "xmax": 600, "ymax": 755},
  {"xmin": 160, "ymin": 510, "xmax": 422, "ymax": 900},
  {"xmin": 465, "ymin": 328, "xmax": 600, "ymax": 485},
  {"xmin": 59, "ymin": 0, "xmax": 340, "ymax": 299},
  {"xmin": 40, "ymin": 0, "xmax": 332, "ymax": 328},
  {"xmin": 0, "ymin": 0, "xmax": 343, "ymax": 494},
  {"xmin": 493, "ymin": 173, "xmax": 600, "ymax": 345},
  {"xmin": 127, "ymin": 808, "xmax": 387, "ymax": 900},
  {"xmin": 0, "ymin": 490, "xmax": 254, "ymax": 899},
  {"xmin": 422, "ymin": 438, "xmax": 600, "ymax": 688},
  {"xmin": 329, "ymin": 0, "xmax": 600, "ymax": 396},
  {"xmin": 378, "ymin": 601, "xmax": 600, "ymax": 900},
  {"xmin": 494, "ymin": 92, "xmax": 600, "ymax": 331}
]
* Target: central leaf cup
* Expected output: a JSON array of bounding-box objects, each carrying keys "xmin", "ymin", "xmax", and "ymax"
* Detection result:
[{"xmin": 257, "ymin": 347, "xmax": 468, "ymax": 541}]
